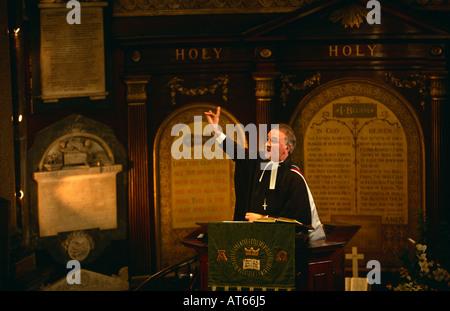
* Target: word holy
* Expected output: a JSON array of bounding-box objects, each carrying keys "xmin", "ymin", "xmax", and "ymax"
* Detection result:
[
  {"xmin": 66, "ymin": 0, "xmax": 81, "ymax": 24},
  {"xmin": 329, "ymin": 44, "xmax": 377, "ymax": 57},
  {"xmin": 171, "ymin": 116, "xmax": 279, "ymax": 162},
  {"xmin": 175, "ymin": 48, "xmax": 223, "ymax": 61}
]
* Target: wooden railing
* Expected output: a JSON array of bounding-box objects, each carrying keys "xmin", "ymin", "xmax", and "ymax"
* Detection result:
[{"xmin": 134, "ymin": 255, "xmax": 200, "ymax": 291}]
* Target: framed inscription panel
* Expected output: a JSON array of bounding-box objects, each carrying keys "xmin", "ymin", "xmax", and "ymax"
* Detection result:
[
  {"xmin": 290, "ymin": 78, "xmax": 425, "ymax": 267},
  {"xmin": 154, "ymin": 103, "xmax": 244, "ymax": 269},
  {"xmin": 303, "ymin": 95, "xmax": 408, "ymax": 226},
  {"xmin": 34, "ymin": 2, "xmax": 110, "ymax": 111}
]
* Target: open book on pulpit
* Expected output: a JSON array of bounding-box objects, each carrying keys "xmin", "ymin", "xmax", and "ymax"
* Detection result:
[{"xmin": 253, "ymin": 216, "xmax": 314, "ymax": 230}]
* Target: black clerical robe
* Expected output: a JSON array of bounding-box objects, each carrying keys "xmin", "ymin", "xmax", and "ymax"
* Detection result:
[{"xmin": 219, "ymin": 136, "xmax": 312, "ymax": 225}]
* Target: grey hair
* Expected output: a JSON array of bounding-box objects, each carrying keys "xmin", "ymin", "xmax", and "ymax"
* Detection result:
[{"xmin": 278, "ymin": 123, "xmax": 296, "ymax": 153}]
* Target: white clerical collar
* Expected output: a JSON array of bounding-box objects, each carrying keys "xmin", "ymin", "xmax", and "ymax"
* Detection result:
[{"xmin": 259, "ymin": 160, "xmax": 282, "ymax": 190}]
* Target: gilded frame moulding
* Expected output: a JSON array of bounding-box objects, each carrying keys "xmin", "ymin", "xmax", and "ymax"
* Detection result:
[
  {"xmin": 384, "ymin": 72, "xmax": 429, "ymax": 110},
  {"xmin": 167, "ymin": 75, "xmax": 229, "ymax": 106},
  {"xmin": 280, "ymin": 72, "xmax": 321, "ymax": 107},
  {"xmin": 113, "ymin": 0, "xmax": 318, "ymax": 16}
]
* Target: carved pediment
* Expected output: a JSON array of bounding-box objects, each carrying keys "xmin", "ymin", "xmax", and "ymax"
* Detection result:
[
  {"xmin": 113, "ymin": 0, "xmax": 449, "ymax": 44},
  {"xmin": 38, "ymin": 123, "xmax": 115, "ymax": 171},
  {"xmin": 243, "ymin": 0, "xmax": 450, "ymax": 39},
  {"xmin": 113, "ymin": 0, "xmax": 318, "ymax": 16},
  {"xmin": 113, "ymin": 0, "xmax": 450, "ymax": 18}
]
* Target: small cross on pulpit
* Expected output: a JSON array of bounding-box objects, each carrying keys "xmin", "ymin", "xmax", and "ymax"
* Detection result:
[
  {"xmin": 345, "ymin": 246, "xmax": 368, "ymax": 291},
  {"xmin": 345, "ymin": 246, "xmax": 364, "ymax": 277},
  {"xmin": 262, "ymin": 198, "xmax": 267, "ymax": 211}
]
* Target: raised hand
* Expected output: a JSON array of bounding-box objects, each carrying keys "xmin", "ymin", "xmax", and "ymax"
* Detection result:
[{"xmin": 204, "ymin": 106, "xmax": 221, "ymax": 125}]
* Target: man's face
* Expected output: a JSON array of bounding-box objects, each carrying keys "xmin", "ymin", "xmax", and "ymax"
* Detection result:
[{"xmin": 265, "ymin": 129, "xmax": 291, "ymax": 162}]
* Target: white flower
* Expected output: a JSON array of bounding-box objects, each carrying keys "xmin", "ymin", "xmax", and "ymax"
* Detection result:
[
  {"xmin": 416, "ymin": 244, "xmax": 427, "ymax": 252},
  {"xmin": 418, "ymin": 260, "xmax": 430, "ymax": 274}
]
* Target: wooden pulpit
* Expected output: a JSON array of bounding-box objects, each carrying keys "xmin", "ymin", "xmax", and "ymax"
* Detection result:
[{"xmin": 181, "ymin": 222, "xmax": 360, "ymax": 291}]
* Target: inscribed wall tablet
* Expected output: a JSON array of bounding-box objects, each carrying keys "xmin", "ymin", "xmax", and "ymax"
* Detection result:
[
  {"xmin": 154, "ymin": 103, "xmax": 243, "ymax": 269},
  {"xmin": 303, "ymin": 95, "xmax": 408, "ymax": 226},
  {"xmin": 290, "ymin": 79, "xmax": 424, "ymax": 265},
  {"xmin": 34, "ymin": 165, "xmax": 121, "ymax": 237},
  {"xmin": 39, "ymin": 4, "xmax": 107, "ymax": 101}
]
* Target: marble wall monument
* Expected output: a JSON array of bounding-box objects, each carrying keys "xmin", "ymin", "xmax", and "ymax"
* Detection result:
[{"xmin": 28, "ymin": 114, "xmax": 127, "ymax": 264}]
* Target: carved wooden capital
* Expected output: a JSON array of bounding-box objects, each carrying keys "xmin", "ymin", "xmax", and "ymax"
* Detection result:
[
  {"xmin": 124, "ymin": 75, "xmax": 151, "ymax": 105},
  {"xmin": 428, "ymin": 74, "xmax": 447, "ymax": 100},
  {"xmin": 252, "ymin": 73, "xmax": 279, "ymax": 98}
]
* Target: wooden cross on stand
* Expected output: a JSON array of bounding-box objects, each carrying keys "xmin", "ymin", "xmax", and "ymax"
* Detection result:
[
  {"xmin": 345, "ymin": 246, "xmax": 364, "ymax": 277},
  {"xmin": 345, "ymin": 246, "xmax": 369, "ymax": 291}
]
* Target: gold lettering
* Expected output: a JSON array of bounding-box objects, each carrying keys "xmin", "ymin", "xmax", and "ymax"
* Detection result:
[
  {"xmin": 188, "ymin": 49, "xmax": 198, "ymax": 60},
  {"xmin": 342, "ymin": 45, "xmax": 352, "ymax": 56},
  {"xmin": 276, "ymin": 250, "xmax": 288, "ymax": 262},
  {"xmin": 202, "ymin": 48, "xmax": 211, "ymax": 60},
  {"xmin": 329, "ymin": 45, "xmax": 338, "ymax": 57},
  {"xmin": 175, "ymin": 47, "xmax": 222, "ymax": 61},
  {"xmin": 328, "ymin": 44, "xmax": 379, "ymax": 57},
  {"xmin": 355, "ymin": 45, "xmax": 365, "ymax": 56},
  {"xmin": 217, "ymin": 250, "xmax": 227, "ymax": 261},
  {"xmin": 213, "ymin": 47, "xmax": 222, "ymax": 59},
  {"xmin": 176, "ymin": 49, "xmax": 185, "ymax": 60}
]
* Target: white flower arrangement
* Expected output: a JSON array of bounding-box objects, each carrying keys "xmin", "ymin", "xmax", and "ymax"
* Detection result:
[{"xmin": 387, "ymin": 238, "xmax": 450, "ymax": 291}]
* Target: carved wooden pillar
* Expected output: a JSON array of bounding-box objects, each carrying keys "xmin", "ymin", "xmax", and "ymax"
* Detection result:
[
  {"xmin": 124, "ymin": 75, "xmax": 152, "ymax": 276},
  {"xmin": 428, "ymin": 74, "xmax": 447, "ymax": 246},
  {"xmin": 252, "ymin": 72, "xmax": 279, "ymax": 126}
]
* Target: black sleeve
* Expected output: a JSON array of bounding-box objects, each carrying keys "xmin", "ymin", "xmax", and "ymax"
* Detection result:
[
  {"xmin": 219, "ymin": 136, "xmax": 258, "ymax": 221},
  {"xmin": 219, "ymin": 136, "xmax": 258, "ymax": 162}
]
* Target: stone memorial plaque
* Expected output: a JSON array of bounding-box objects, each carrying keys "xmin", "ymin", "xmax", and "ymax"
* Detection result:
[
  {"xmin": 39, "ymin": 3, "xmax": 108, "ymax": 102},
  {"xmin": 34, "ymin": 165, "xmax": 122, "ymax": 237},
  {"xmin": 154, "ymin": 104, "xmax": 242, "ymax": 268},
  {"xmin": 290, "ymin": 79, "xmax": 425, "ymax": 265}
]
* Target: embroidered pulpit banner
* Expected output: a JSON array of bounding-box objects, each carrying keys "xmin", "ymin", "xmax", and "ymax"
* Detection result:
[{"xmin": 208, "ymin": 222, "xmax": 295, "ymax": 290}]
